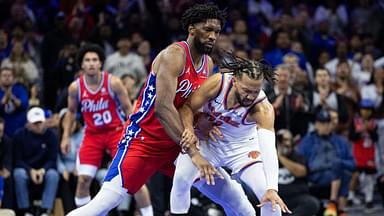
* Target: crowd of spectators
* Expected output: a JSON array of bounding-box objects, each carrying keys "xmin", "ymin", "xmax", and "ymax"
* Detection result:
[{"xmin": 0, "ymin": 0, "xmax": 384, "ymax": 215}]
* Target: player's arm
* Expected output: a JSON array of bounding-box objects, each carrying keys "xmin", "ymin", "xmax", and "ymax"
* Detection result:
[
  {"xmin": 60, "ymin": 82, "xmax": 78, "ymax": 154},
  {"xmin": 182, "ymin": 56, "xmax": 218, "ymax": 131},
  {"xmin": 250, "ymin": 99, "xmax": 291, "ymax": 213},
  {"xmin": 110, "ymin": 75, "xmax": 133, "ymax": 116},
  {"xmin": 182, "ymin": 56, "xmax": 223, "ymax": 142},
  {"xmin": 154, "ymin": 44, "xmax": 187, "ymax": 145},
  {"xmin": 180, "ymin": 73, "xmax": 222, "ymax": 131},
  {"xmin": 249, "ymin": 99, "xmax": 278, "ymax": 191}
]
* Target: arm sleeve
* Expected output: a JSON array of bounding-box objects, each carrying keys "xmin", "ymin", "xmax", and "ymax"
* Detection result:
[{"xmin": 257, "ymin": 128, "xmax": 279, "ymax": 191}]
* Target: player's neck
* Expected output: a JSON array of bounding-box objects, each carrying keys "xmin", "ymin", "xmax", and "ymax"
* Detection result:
[
  {"xmin": 85, "ymin": 72, "xmax": 102, "ymax": 88},
  {"xmin": 186, "ymin": 38, "xmax": 203, "ymax": 68}
]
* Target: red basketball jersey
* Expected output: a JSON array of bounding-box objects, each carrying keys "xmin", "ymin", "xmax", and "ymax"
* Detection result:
[
  {"xmin": 78, "ymin": 71, "xmax": 125, "ymax": 133},
  {"xmin": 122, "ymin": 41, "xmax": 209, "ymax": 147}
]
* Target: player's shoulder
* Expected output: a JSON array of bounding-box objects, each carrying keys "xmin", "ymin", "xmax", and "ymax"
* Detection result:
[
  {"xmin": 196, "ymin": 72, "xmax": 223, "ymax": 98},
  {"xmin": 68, "ymin": 80, "xmax": 79, "ymax": 95},
  {"xmin": 153, "ymin": 43, "xmax": 186, "ymax": 74},
  {"xmin": 107, "ymin": 74, "xmax": 124, "ymax": 91},
  {"xmin": 162, "ymin": 43, "xmax": 186, "ymax": 57},
  {"xmin": 108, "ymin": 73, "xmax": 122, "ymax": 84},
  {"xmin": 254, "ymin": 97, "xmax": 273, "ymax": 114},
  {"xmin": 251, "ymin": 91, "xmax": 272, "ymax": 113},
  {"xmin": 208, "ymin": 72, "xmax": 223, "ymax": 83}
]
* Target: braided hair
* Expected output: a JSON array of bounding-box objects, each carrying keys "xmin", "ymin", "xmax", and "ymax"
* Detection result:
[
  {"xmin": 219, "ymin": 50, "xmax": 275, "ymax": 83},
  {"xmin": 181, "ymin": 3, "xmax": 226, "ymax": 32}
]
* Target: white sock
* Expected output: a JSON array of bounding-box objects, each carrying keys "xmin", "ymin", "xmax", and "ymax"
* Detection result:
[
  {"xmin": 348, "ymin": 191, "xmax": 355, "ymax": 200},
  {"xmin": 140, "ymin": 205, "xmax": 153, "ymax": 216},
  {"xmin": 364, "ymin": 174, "xmax": 374, "ymax": 203},
  {"xmin": 75, "ymin": 196, "xmax": 91, "ymax": 207}
]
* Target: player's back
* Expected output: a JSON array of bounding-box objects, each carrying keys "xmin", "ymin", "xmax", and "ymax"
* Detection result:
[
  {"xmin": 78, "ymin": 71, "xmax": 125, "ymax": 133},
  {"xmin": 120, "ymin": 41, "xmax": 209, "ymax": 149}
]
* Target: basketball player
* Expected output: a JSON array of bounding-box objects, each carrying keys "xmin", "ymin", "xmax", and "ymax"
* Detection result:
[
  {"xmin": 67, "ymin": 4, "xmax": 264, "ymax": 216},
  {"xmin": 170, "ymin": 54, "xmax": 292, "ymax": 215},
  {"xmin": 66, "ymin": 4, "xmax": 236, "ymax": 216},
  {"xmin": 61, "ymin": 44, "xmax": 153, "ymax": 215}
]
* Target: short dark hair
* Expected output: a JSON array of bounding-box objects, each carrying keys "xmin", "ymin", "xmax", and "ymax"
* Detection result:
[
  {"xmin": 314, "ymin": 67, "xmax": 330, "ymax": 76},
  {"xmin": 76, "ymin": 43, "xmax": 105, "ymax": 68},
  {"xmin": 0, "ymin": 66, "xmax": 13, "ymax": 74},
  {"xmin": 219, "ymin": 50, "xmax": 275, "ymax": 83},
  {"xmin": 181, "ymin": 3, "xmax": 226, "ymax": 32}
]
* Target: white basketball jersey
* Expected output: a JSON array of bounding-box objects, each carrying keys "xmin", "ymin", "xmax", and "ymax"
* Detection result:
[
  {"xmin": 197, "ymin": 74, "xmax": 267, "ymax": 173},
  {"xmin": 201, "ymin": 73, "xmax": 266, "ymax": 142}
]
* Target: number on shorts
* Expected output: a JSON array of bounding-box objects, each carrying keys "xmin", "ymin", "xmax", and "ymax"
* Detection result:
[{"xmin": 93, "ymin": 110, "xmax": 112, "ymax": 126}]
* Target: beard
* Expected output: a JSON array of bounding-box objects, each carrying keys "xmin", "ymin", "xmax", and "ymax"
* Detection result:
[
  {"xmin": 194, "ymin": 37, "xmax": 213, "ymax": 54},
  {"xmin": 235, "ymin": 90, "xmax": 254, "ymax": 107}
]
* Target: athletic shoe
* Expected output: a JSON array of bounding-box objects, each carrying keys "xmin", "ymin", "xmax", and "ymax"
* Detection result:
[
  {"xmin": 324, "ymin": 201, "xmax": 338, "ymax": 216},
  {"xmin": 365, "ymin": 202, "xmax": 375, "ymax": 214}
]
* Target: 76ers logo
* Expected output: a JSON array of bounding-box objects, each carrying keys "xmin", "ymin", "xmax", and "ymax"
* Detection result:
[{"xmin": 176, "ymin": 79, "xmax": 193, "ymax": 98}]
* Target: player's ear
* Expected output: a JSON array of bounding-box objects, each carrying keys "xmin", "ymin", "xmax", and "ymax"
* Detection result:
[{"xmin": 188, "ymin": 24, "xmax": 196, "ymax": 35}]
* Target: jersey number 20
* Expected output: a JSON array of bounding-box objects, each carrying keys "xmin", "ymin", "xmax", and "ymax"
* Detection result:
[{"xmin": 93, "ymin": 111, "xmax": 112, "ymax": 126}]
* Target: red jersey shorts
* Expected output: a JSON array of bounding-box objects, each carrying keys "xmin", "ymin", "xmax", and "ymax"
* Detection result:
[
  {"xmin": 78, "ymin": 127, "xmax": 123, "ymax": 169},
  {"xmin": 104, "ymin": 138, "xmax": 180, "ymax": 194}
]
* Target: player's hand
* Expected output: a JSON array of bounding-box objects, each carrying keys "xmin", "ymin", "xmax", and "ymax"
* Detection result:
[
  {"xmin": 257, "ymin": 189, "xmax": 292, "ymax": 214},
  {"xmin": 61, "ymin": 136, "xmax": 71, "ymax": 154},
  {"xmin": 190, "ymin": 152, "xmax": 223, "ymax": 185},
  {"xmin": 194, "ymin": 113, "xmax": 223, "ymax": 142},
  {"xmin": 180, "ymin": 128, "xmax": 199, "ymax": 152},
  {"xmin": 208, "ymin": 125, "xmax": 223, "ymax": 142}
]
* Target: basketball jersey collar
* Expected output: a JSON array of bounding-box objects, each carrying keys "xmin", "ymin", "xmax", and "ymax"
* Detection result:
[
  {"xmin": 83, "ymin": 71, "xmax": 105, "ymax": 94},
  {"xmin": 181, "ymin": 41, "xmax": 206, "ymax": 73}
]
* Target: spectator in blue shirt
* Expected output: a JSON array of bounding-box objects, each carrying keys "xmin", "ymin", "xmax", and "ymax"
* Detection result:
[
  {"xmin": 264, "ymin": 30, "xmax": 307, "ymax": 70},
  {"xmin": 298, "ymin": 108, "xmax": 355, "ymax": 216},
  {"xmin": 0, "ymin": 67, "xmax": 29, "ymax": 137},
  {"xmin": 13, "ymin": 107, "xmax": 59, "ymax": 216}
]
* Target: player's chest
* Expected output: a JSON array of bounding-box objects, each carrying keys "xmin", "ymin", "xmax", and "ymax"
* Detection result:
[
  {"xmin": 175, "ymin": 70, "xmax": 207, "ymax": 100},
  {"xmin": 206, "ymin": 102, "xmax": 247, "ymax": 128}
]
